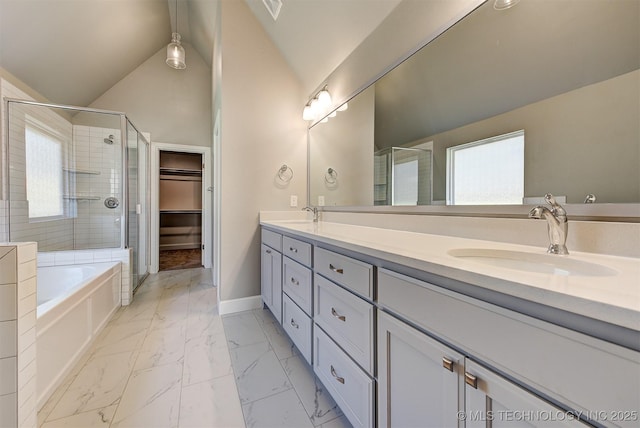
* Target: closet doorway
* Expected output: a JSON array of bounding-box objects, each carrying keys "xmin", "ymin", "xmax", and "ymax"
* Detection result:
[{"xmin": 150, "ymin": 143, "xmax": 212, "ymax": 273}]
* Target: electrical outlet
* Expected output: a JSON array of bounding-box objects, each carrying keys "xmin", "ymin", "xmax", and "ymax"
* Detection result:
[
  {"xmin": 290, "ymin": 195, "xmax": 298, "ymax": 207},
  {"xmin": 318, "ymin": 196, "xmax": 325, "ymax": 206}
]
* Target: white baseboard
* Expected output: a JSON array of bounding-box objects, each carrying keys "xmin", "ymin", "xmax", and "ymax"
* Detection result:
[{"xmin": 219, "ymin": 295, "xmax": 263, "ymax": 315}]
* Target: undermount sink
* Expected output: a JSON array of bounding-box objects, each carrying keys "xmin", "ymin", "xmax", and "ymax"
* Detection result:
[{"xmin": 448, "ymin": 248, "xmax": 618, "ymax": 277}]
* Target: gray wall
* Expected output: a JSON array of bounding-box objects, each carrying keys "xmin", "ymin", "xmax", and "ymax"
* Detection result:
[
  {"xmin": 423, "ymin": 70, "xmax": 640, "ymax": 204},
  {"xmin": 217, "ymin": 0, "xmax": 307, "ymax": 302},
  {"xmin": 89, "ymin": 43, "xmax": 212, "ymax": 147}
]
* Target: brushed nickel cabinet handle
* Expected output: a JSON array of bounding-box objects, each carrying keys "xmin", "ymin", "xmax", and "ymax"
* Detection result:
[
  {"xmin": 330, "ymin": 365, "xmax": 345, "ymax": 384},
  {"xmin": 289, "ymin": 247, "xmax": 298, "ymax": 253},
  {"xmin": 290, "ymin": 277, "xmax": 299, "ymax": 285},
  {"xmin": 331, "ymin": 307, "xmax": 346, "ymax": 322},
  {"xmin": 329, "ymin": 264, "xmax": 344, "ymax": 274},
  {"xmin": 442, "ymin": 357, "xmax": 454, "ymax": 372},
  {"xmin": 465, "ymin": 372, "xmax": 478, "ymax": 389},
  {"xmin": 290, "ymin": 318, "xmax": 299, "ymax": 329}
]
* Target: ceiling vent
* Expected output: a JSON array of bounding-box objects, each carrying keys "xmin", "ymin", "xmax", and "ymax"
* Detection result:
[{"xmin": 262, "ymin": 0, "xmax": 282, "ymax": 20}]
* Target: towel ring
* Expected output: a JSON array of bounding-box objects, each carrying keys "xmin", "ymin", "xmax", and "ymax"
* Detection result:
[
  {"xmin": 277, "ymin": 164, "xmax": 294, "ymax": 182},
  {"xmin": 325, "ymin": 167, "xmax": 338, "ymax": 184}
]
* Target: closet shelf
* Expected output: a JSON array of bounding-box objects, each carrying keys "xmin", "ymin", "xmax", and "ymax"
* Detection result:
[
  {"xmin": 63, "ymin": 168, "xmax": 101, "ymax": 175},
  {"xmin": 159, "ymin": 167, "xmax": 202, "ymax": 175},
  {"xmin": 160, "ymin": 209, "xmax": 202, "ymax": 213}
]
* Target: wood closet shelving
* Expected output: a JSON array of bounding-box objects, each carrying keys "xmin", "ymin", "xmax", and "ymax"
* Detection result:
[{"xmin": 159, "ymin": 151, "xmax": 203, "ymax": 251}]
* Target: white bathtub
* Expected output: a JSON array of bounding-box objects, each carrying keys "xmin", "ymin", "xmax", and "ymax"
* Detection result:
[{"xmin": 36, "ymin": 262, "xmax": 122, "ymax": 410}]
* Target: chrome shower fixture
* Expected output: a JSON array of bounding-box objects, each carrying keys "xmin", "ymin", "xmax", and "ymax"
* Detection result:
[{"xmin": 104, "ymin": 135, "xmax": 114, "ymax": 145}]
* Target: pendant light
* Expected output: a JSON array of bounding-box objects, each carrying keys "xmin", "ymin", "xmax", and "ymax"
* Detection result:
[{"xmin": 166, "ymin": 0, "xmax": 186, "ymax": 69}]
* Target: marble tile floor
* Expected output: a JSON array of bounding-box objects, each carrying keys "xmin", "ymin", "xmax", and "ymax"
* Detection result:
[{"xmin": 37, "ymin": 267, "xmax": 351, "ymax": 428}]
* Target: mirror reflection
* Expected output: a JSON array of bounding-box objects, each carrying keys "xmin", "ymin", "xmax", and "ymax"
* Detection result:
[{"xmin": 309, "ymin": 0, "xmax": 639, "ymax": 207}]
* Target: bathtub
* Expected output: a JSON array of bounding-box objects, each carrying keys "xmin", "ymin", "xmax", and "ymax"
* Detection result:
[{"xmin": 36, "ymin": 262, "xmax": 122, "ymax": 410}]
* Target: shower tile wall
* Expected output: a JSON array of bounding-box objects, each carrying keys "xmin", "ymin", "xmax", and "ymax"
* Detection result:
[
  {"xmin": 0, "ymin": 242, "xmax": 38, "ymax": 428},
  {"xmin": 71, "ymin": 125, "xmax": 121, "ymax": 249},
  {"xmin": 6, "ymin": 100, "xmax": 74, "ymax": 251}
]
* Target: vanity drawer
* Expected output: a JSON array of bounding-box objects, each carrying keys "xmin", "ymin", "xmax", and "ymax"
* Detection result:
[
  {"xmin": 315, "ymin": 248, "xmax": 373, "ymax": 300},
  {"xmin": 313, "ymin": 325, "xmax": 374, "ymax": 428},
  {"xmin": 283, "ymin": 236, "xmax": 312, "ymax": 267},
  {"xmin": 314, "ymin": 274, "xmax": 374, "ymax": 374},
  {"xmin": 282, "ymin": 257, "xmax": 313, "ymax": 316},
  {"xmin": 282, "ymin": 294, "xmax": 312, "ymax": 365},
  {"xmin": 378, "ymin": 268, "xmax": 640, "ymax": 425},
  {"xmin": 261, "ymin": 229, "xmax": 282, "ymax": 252}
]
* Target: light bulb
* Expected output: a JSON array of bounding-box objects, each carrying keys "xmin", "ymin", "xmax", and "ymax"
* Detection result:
[
  {"xmin": 317, "ymin": 88, "xmax": 332, "ymax": 108},
  {"xmin": 302, "ymin": 105, "xmax": 314, "ymax": 121},
  {"xmin": 310, "ymin": 98, "xmax": 320, "ymax": 116},
  {"xmin": 493, "ymin": 0, "xmax": 520, "ymax": 10}
]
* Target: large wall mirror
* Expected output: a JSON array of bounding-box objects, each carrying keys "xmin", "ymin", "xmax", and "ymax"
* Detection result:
[{"xmin": 309, "ymin": 0, "xmax": 639, "ymax": 213}]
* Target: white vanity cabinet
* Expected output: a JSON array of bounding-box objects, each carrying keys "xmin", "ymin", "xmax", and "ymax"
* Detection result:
[
  {"xmin": 260, "ymin": 229, "xmax": 282, "ymax": 323},
  {"xmin": 465, "ymin": 360, "xmax": 588, "ymax": 428},
  {"xmin": 378, "ymin": 311, "xmax": 464, "ymax": 428}
]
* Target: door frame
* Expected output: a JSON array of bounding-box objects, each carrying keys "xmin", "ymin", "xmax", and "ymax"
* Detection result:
[{"xmin": 150, "ymin": 142, "xmax": 212, "ymax": 273}]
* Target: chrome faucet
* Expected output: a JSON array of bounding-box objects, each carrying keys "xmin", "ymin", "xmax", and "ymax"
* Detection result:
[
  {"xmin": 528, "ymin": 193, "xmax": 569, "ymax": 255},
  {"xmin": 302, "ymin": 206, "xmax": 319, "ymax": 222}
]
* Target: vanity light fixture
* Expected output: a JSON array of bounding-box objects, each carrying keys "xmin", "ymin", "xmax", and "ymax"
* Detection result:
[
  {"xmin": 493, "ymin": 0, "xmax": 520, "ymax": 10},
  {"xmin": 166, "ymin": 0, "xmax": 186, "ymax": 70},
  {"xmin": 302, "ymin": 86, "xmax": 333, "ymax": 121}
]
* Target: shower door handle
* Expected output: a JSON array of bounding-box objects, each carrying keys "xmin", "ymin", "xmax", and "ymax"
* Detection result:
[{"xmin": 207, "ymin": 187, "xmax": 213, "ymax": 192}]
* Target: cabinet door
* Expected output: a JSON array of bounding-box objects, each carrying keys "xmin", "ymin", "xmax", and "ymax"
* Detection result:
[
  {"xmin": 465, "ymin": 360, "xmax": 588, "ymax": 428},
  {"xmin": 378, "ymin": 311, "xmax": 464, "ymax": 428},
  {"xmin": 260, "ymin": 244, "xmax": 282, "ymax": 323}
]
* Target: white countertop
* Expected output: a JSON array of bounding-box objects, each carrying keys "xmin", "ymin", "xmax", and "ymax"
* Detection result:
[{"xmin": 261, "ymin": 219, "xmax": 640, "ymax": 332}]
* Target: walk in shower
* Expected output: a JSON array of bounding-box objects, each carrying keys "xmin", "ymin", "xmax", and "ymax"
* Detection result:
[
  {"xmin": 374, "ymin": 147, "xmax": 432, "ymax": 206},
  {"xmin": 3, "ymin": 99, "xmax": 150, "ymax": 288}
]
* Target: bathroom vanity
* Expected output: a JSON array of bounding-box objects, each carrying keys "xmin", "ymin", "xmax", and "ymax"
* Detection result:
[{"xmin": 260, "ymin": 220, "xmax": 640, "ymax": 428}]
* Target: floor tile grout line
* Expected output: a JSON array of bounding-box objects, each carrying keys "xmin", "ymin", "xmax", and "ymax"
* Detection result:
[
  {"xmin": 253, "ymin": 309, "xmax": 347, "ymax": 428},
  {"xmin": 252, "ymin": 309, "xmax": 325, "ymax": 427}
]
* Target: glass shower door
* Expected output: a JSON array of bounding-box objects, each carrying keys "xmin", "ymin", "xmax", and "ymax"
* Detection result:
[{"xmin": 126, "ymin": 119, "xmax": 149, "ymax": 289}]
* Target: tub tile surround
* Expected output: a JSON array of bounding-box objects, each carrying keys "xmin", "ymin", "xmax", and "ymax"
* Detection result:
[
  {"xmin": 0, "ymin": 242, "xmax": 37, "ymax": 428},
  {"xmin": 37, "ymin": 248, "xmax": 133, "ymax": 305},
  {"xmin": 260, "ymin": 212, "xmax": 640, "ymax": 333},
  {"xmin": 36, "ymin": 267, "xmax": 348, "ymax": 428}
]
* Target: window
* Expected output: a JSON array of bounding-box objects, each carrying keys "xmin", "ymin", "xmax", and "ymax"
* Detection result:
[
  {"xmin": 25, "ymin": 119, "xmax": 64, "ymax": 219},
  {"xmin": 446, "ymin": 130, "xmax": 524, "ymax": 205}
]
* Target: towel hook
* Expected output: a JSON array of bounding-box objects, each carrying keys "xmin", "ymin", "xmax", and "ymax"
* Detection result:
[{"xmin": 277, "ymin": 164, "xmax": 294, "ymax": 182}]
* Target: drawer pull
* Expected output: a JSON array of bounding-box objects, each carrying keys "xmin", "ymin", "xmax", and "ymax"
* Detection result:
[
  {"xmin": 331, "ymin": 307, "xmax": 346, "ymax": 322},
  {"xmin": 289, "ymin": 247, "xmax": 298, "ymax": 253},
  {"xmin": 442, "ymin": 357, "xmax": 454, "ymax": 372},
  {"xmin": 290, "ymin": 277, "xmax": 299, "ymax": 286},
  {"xmin": 265, "ymin": 249, "xmax": 271, "ymax": 254},
  {"xmin": 465, "ymin": 372, "xmax": 478, "ymax": 389},
  {"xmin": 329, "ymin": 264, "xmax": 344, "ymax": 274},
  {"xmin": 330, "ymin": 365, "xmax": 345, "ymax": 384},
  {"xmin": 290, "ymin": 318, "xmax": 299, "ymax": 329}
]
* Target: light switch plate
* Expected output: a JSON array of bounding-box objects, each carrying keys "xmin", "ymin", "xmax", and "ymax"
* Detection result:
[
  {"xmin": 290, "ymin": 195, "xmax": 298, "ymax": 207},
  {"xmin": 318, "ymin": 196, "xmax": 325, "ymax": 206}
]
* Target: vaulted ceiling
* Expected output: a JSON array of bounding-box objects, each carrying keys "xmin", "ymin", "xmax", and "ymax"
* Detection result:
[{"xmin": 0, "ymin": 0, "xmax": 400, "ymax": 107}]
